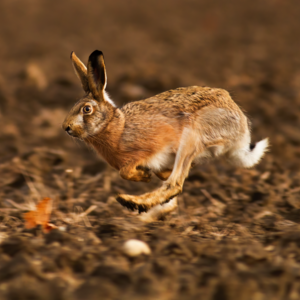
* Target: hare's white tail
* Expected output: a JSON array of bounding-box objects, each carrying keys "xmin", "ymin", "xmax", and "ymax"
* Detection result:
[{"xmin": 229, "ymin": 138, "xmax": 269, "ymax": 168}]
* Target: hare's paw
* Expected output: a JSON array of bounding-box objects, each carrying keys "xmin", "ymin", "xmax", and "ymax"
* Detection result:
[
  {"xmin": 135, "ymin": 167, "xmax": 152, "ymax": 182},
  {"xmin": 137, "ymin": 171, "xmax": 152, "ymax": 183},
  {"xmin": 116, "ymin": 184, "xmax": 181, "ymax": 214},
  {"xmin": 116, "ymin": 194, "xmax": 149, "ymax": 213},
  {"xmin": 120, "ymin": 165, "xmax": 152, "ymax": 182}
]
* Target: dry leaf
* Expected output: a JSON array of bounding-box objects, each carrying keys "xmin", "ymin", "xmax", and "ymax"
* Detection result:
[{"xmin": 23, "ymin": 197, "xmax": 56, "ymax": 233}]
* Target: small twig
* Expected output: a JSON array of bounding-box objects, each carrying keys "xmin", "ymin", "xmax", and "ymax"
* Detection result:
[
  {"xmin": 78, "ymin": 205, "xmax": 97, "ymax": 218},
  {"xmin": 14, "ymin": 160, "xmax": 41, "ymax": 203},
  {"xmin": 286, "ymin": 187, "xmax": 300, "ymax": 195},
  {"xmin": 53, "ymin": 174, "xmax": 66, "ymax": 191},
  {"xmin": 65, "ymin": 169, "xmax": 74, "ymax": 211},
  {"xmin": 103, "ymin": 172, "xmax": 112, "ymax": 192},
  {"xmin": 201, "ymin": 189, "xmax": 214, "ymax": 201},
  {"xmin": 4, "ymin": 199, "xmax": 33, "ymax": 211},
  {"xmin": 71, "ymin": 205, "xmax": 97, "ymax": 228}
]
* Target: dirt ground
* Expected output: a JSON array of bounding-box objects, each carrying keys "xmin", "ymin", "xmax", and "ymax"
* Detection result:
[{"xmin": 1, "ymin": 0, "xmax": 300, "ymax": 299}]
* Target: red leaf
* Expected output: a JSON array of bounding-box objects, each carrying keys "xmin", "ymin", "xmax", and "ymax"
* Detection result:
[{"xmin": 23, "ymin": 197, "xmax": 57, "ymax": 233}]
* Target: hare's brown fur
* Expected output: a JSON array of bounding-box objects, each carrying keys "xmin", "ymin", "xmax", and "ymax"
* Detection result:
[
  {"xmin": 88, "ymin": 86, "xmax": 242, "ymax": 171},
  {"xmin": 63, "ymin": 50, "xmax": 268, "ymax": 219}
]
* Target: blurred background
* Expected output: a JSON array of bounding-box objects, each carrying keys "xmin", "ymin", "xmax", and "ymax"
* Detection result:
[
  {"xmin": 1, "ymin": 1, "xmax": 300, "ymax": 299},
  {"xmin": 1, "ymin": 0, "xmax": 300, "ymax": 168}
]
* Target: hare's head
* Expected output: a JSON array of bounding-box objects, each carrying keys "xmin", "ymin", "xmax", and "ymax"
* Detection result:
[{"xmin": 62, "ymin": 50, "xmax": 116, "ymax": 139}]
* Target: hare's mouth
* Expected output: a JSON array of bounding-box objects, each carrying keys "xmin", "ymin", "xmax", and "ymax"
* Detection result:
[{"xmin": 66, "ymin": 130, "xmax": 74, "ymax": 136}]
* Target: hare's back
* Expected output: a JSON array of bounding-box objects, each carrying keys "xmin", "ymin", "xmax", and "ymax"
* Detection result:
[{"xmin": 121, "ymin": 86, "xmax": 238, "ymax": 117}]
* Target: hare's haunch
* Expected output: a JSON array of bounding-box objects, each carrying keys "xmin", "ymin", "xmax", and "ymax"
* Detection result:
[{"xmin": 63, "ymin": 50, "xmax": 268, "ymax": 220}]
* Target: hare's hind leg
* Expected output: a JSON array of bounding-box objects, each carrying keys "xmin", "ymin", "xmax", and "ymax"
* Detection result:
[
  {"xmin": 139, "ymin": 197, "xmax": 178, "ymax": 222},
  {"xmin": 117, "ymin": 128, "xmax": 200, "ymax": 212}
]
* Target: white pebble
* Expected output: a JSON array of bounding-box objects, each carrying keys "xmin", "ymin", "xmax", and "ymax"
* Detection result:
[
  {"xmin": 122, "ymin": 239, "xmax": 151, "ymax": 257},
  {"xmin": 58, "ymin": 226, "xmax": 66, "ymax": 232}
]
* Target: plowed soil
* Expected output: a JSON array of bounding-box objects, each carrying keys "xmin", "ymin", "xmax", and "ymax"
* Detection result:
[{"xmin": 1, "ymin": 0, "xmax": 300, "ymax": 299}]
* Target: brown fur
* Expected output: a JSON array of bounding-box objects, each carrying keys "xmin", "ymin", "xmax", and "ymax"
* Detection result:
[
  {"xmin": 63, "ymin": 50, "xmax": 268, "ymax": 219},
  {"xmin": 85, "ymin": 86, "xmax": 243, "ymax": 170}
]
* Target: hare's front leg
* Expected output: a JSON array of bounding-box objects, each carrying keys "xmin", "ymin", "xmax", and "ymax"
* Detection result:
[
  {"xmin": 117, "ymin": 129, "xmax": 200, "ymax": 213},
  {"xmin": 119, "ymin": 164, "xmax": 152, "ymax": 183}
]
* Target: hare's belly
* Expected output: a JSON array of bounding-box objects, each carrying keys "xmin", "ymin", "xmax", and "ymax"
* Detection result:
[{"xmin": 144, "ymin": 148, "xmax": 175, "ymax": 172}]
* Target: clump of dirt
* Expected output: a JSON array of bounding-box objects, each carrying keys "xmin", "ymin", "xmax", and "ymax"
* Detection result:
[{"xmin": 1, "ymin": 0, "xmax": 300, "ymax": 299}]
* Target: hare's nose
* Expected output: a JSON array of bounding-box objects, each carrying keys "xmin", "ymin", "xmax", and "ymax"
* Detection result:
[
  {"xmin": 64, "ymin": 124, "xmax": 73, "ymax": 135},
  {"xmin": 65, "ymin": 126, "xmax": 73, "ymax": 135}
]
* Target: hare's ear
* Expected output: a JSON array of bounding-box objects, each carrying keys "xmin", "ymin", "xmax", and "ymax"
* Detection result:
[
  {"xmin": 87, "ymin": 50, "xmax": 107, "ymax": 101},
  {"xmin": 70, "ymin": 52, "xmax": 90, "ymax": 93}
]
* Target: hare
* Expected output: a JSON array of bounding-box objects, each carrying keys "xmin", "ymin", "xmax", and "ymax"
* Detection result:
[{"xmin": 63, "ymin": 50, "xmax": 268, "ymax": 220}]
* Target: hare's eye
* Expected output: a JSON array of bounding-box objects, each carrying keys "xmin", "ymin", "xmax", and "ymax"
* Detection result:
[{"xmin": 83, "ymin": 105, "xmax": 92, "ymax": 114}]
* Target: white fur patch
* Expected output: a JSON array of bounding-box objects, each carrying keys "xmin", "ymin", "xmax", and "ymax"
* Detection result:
[
  {"xmin": 145, "ymin": 147, "xmax": 175, "ymax": 172},
  {"xmin": 229, "ymin": 138, "xmax": 269, "ymax": 168},
  {"xmin": 104, "ymin": 91, "xmax": 116, "ymax": 107},
  {"xmin": 193, "ymin": 149, "xmax": 214, "ymax": 164},
  {"xmin": 74, "ymin": 114, "xmax": 83, "ymax": 125}
]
